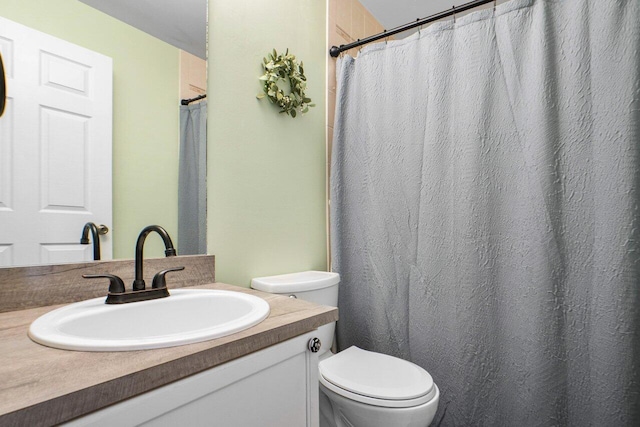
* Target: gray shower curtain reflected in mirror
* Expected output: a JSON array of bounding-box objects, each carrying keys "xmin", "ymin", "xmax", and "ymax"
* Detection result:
[
  {"xmin": 330, "ymin": 0, "xmax": 640, "ymax": 425},
  {"xmin": 178, "ymin": 100, "xmax": 207, "ymax": 255}
]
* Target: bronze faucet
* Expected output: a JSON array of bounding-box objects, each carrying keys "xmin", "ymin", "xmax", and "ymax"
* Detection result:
[
  {"xmin": 80, "ymin": 222, "xmax": 109, "ymax": 260},
  {"xmin": 83, "ymin": 225, "xmax": 184, "ymax": 304}
]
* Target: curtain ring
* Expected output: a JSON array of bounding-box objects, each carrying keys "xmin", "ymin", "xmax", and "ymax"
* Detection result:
[
  {"xmin": 452, "ymin": 5, "xmax": 456, "ymax": 24},
  {"xmin": 494, "ymin": 0, "xmax": 497, "ymax": 11}
]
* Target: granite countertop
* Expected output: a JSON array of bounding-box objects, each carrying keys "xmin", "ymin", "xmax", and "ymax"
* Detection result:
[{"xmin": 0, "ymin": 282, "xmax": 338, "ymax": 426}]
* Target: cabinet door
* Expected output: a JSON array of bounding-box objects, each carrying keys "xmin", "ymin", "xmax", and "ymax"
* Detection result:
[{"xmin": 65, "ymin": 332, "xmax": 320, "ymax": 427}]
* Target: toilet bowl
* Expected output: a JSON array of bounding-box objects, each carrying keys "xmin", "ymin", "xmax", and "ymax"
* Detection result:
[
  {"xmin": 319, "ymin": 346, "xmax": 439, "ymax": 427},
  {"xmin": 251, "ymin": 271, "xmax": 439, "ymax": 427}
]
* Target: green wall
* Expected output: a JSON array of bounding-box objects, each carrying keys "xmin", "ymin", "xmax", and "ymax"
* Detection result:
[
  {"xmin": 0, "ymin": 0, "xmax": 179, "ymax": 260},
  {"xmin": 208, "ymin": 0, "xmax": 328, "ymax": 286}
]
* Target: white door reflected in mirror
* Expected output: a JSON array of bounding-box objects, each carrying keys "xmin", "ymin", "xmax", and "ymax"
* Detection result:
[{"xmin": 0, "ymin": 17, "xmax": 113, "ymax": 267}]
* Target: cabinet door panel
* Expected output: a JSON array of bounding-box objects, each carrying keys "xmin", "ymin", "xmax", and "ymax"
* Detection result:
[{"xmin": 65, "ymin": 332, "xmax": 320, "ymax": 427}]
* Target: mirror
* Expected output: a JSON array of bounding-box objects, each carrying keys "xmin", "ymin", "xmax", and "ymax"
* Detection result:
[{"xmin": 0, "ymin": 0, "xmax": 207, "ymax": 267}]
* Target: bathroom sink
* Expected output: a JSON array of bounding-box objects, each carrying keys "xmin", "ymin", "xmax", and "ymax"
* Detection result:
[{"xmin": 28, "ymin": 289, "xmax": 270, "ymax": 351}]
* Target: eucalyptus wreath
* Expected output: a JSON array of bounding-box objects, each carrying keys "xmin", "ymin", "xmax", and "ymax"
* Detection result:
[{"xmin": 257, "ymin": 49, "xmax": 314, "ymax": 118}]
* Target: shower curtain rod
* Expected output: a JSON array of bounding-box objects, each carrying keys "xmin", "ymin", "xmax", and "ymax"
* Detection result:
[
  {"xmin": 181, "ymin": 94, "xmax": 207, "ymax": 105},
  {"xmin": 329, "ymin": 0, "xmax": 495, "ymax": 57}
]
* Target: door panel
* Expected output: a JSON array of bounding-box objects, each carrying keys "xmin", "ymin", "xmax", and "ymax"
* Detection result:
[{"xmin": 0, "ymin": 17, "xmax": 112, "ymax": 267}]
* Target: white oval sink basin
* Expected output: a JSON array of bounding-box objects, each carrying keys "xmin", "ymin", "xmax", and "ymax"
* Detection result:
[{"xmin": 28, "ymin": 289, "xmax": 270, "ymax": 351}]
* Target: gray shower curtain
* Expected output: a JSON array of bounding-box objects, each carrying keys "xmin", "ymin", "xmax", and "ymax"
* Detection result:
[
  {"xmin": 330, "ymin": 0, "xmax": 640, "ymax": 425},
  {"xmin": 179, "ymin": 101, "xmax": 207, "ymax": 255}
]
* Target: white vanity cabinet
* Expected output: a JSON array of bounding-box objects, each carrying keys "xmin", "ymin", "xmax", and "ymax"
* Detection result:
[{"xmin": 65, "ymin": 331, "xmax": 320, "ymax": 427}]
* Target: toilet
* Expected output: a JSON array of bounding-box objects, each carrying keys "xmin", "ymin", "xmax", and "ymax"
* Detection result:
[{"xmin": 251, "ymin": 271, "xmax": 439, "ymax": 427}]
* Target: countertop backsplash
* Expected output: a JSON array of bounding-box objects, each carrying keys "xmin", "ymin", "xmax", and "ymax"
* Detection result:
[{"xmin": 0, "ymin": 255, "xmax": 215, "ymax": 313}]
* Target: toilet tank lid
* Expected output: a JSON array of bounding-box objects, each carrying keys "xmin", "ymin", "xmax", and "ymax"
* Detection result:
[{"xmin": 251, "ymin": 271, "xmax": 340, "ymax": 293}]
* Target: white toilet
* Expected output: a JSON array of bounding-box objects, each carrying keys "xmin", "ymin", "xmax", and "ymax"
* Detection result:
[{"xmin": 251, "ymin": 271, "xmax": 439, "ymax": 427}]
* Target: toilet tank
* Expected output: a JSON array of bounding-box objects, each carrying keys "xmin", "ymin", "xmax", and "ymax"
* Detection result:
[{"xmin": 251, "ymin": 271, "xmax": 339, "ymax": 356}]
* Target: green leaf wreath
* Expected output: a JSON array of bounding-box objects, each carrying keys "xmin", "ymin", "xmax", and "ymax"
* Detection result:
[{"xmin": 256, "ymin": 49, "xmax": 315, "ymax": 118}]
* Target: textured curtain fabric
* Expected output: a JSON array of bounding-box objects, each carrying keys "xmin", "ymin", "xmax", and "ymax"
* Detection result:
[
  {"xmin": 330, "ymin": 0, "xmax": 640, "ymax": 425},
  {"xmin": 179, "ymin": 101, "xmax": 207, "ymax": 255}
]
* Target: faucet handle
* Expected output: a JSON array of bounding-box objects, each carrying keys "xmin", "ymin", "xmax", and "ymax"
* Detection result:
[
  {"xmin": 83, "ymin": 274, "xmax": 126, "ymax": 294},
  {"xmin": 151, "ymin": 266, "xmax": 185, "ymax": 289}
]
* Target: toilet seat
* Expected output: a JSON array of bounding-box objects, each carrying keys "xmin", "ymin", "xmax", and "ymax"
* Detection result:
[{"xmin": 319, "ymin": 346, "xmax": 436, "ymax": 409}]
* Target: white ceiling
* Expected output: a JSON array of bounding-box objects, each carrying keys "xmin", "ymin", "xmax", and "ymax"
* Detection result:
[
  {"xmin": 77, "ymin": 0, "xmax": 475, "ymax": 59},
  {"xmin": 79, "ymin": 0, "xmax": 207, "ymax": 59}
]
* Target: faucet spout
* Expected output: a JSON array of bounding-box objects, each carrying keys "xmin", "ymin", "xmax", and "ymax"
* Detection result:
[
  {"xmin": 80, "ymin": 222, "xmax": 101, "ymax": 261},
  {"xmin": 133, "ymin": 225, "xmax": 177, "ymax": 291}
]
